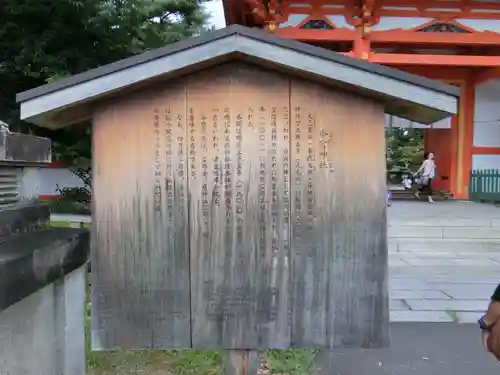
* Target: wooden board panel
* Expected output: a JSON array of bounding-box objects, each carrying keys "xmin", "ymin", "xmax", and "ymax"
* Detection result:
[
  {"xmin": 90, "ymin": 62, "xmax": 389, "ymax": 350},
  {"xmin": 91, "ymin": 82, "xmax": 191, "ymax": 349},
  {"xmin": 187, "ymin": 63, "xmax": 292, "ymax": 349},
  {"xmin": 289, "ymin": 80, "xmax": 389, "ymax": 348}
]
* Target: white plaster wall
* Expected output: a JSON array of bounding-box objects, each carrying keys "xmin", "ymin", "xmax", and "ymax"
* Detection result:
[
  {"xmin": 472, "ymin": 154, "xmax": 500, "ymax": 170},
  {"xmin": 19, "ymin": 167, "xmax": 41, "ymax": 200},
  {"xmin": 371, "ymin": 17, "xmax": 433, "ymax": 31},
  {"xmin": 325, "ymin": 15, "xmax": 354, "ymax": 29},
  {"xmin": 456, "ymin": 19, "xmax": 500, "ymax": 33},
  {"xmin": 385, "ymin": 114, "xmax": 451, "ymax": 129},
  {"xmin": 279, "ymin": 14, "xmax": 308, "ymax": 27},
  {"xmin": 40, "ymin": 168, "xmax": 85, "ymax": 196},
  {"xmin": 371, "ymin": 16, "xmax": 500, "ymax": 33},
  {"xmin": 0, "ymin": 267, "xmax": 86, "ymax": 375},
  {"xmin": 474, "ymin": 80, "xmax": 500, "ymax": 148}
]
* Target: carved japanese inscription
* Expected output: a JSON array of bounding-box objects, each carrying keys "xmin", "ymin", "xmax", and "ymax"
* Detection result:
[
  {"xmin": 92, "ymin": 83, "xmax": 191, "ymax": 349},
  {"xmin": 91, "ymin": 62, "xmax": 388, "ymax": 350},
  {"xmin": 289, "ymin": 79, "xmax": 389, "ymax": 348},
  {"xmin": 187, "ymin": 63, "xmax": 291, "ymax": 349}
]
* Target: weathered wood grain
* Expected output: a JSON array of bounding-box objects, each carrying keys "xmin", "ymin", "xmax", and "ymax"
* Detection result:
[
  {"xmin": 91, "ymin": 82, "xmax": 191, "ymax": 349},
  {"xmin": 289, "ymin": 79, "xmax": 389, "ymax": 348},
  {"xmin": 90, "ymin": 61, "xmax": 388, "ymax": 350},
  {"xmin": 187, "ymin": 63, "xmax": 291, "ymax": 349},
  {"xmin": 224, "ymin": 350, "xmax": 260, "ymax": 375}
]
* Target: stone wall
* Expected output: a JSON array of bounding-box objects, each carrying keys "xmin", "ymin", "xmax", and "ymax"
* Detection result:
[
  {"xmin": 0, "ymin": 127, "xmax": 89, "ymax": 375},
  {"xmin": 0, "ymin": 267, "xmax": 87, "ymax": 375}
]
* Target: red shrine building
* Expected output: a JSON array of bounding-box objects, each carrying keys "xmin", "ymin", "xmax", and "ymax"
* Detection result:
[{"xmin": 223, "ymin": 0, "xmax": 500, "ymax": 199}]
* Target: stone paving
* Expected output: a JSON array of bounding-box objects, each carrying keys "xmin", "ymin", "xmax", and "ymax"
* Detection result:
[
  {"xmin": 51, "ymin": 200, "xmax": 500, "ymax": 323},
  {"xmin": 317, "ymin": 323, "xmax": 500, "ymax": 374},
  {"xmin": 388, "ymin": 200, "xmax": 500, "ymax": 323},
  {"xmin": 388, "ymin": 267, "xmax": 497, "ymax": 323},
  {"xmin": 389, "ymin": 199, "xmax": 500, "ymax": 220}
]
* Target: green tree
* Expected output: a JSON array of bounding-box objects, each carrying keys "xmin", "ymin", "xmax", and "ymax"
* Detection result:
[
  {"xmin": 1, "ymin": 0, "xmax": 212, "ymax": 210},
  {"xmin": 386, "ymin": 127, "xmax": 425, "ymax": 183},
  {"xmin": 1, "ymin": 0, "xmax": 211, "ymax": 164}
]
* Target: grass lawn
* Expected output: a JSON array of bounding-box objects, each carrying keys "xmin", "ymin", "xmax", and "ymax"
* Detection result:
[
  {"xmin": 50, "ymin": 220, "xmax": 318, "ymax": 375},
  {"xmin": 50, "ymin": 220, "xmax": 91, "ymax": 229}
]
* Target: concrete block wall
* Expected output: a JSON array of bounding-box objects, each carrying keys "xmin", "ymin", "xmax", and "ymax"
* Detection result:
[
  {"xmin": 0, "ymin": 127, "xmax": 90, "ymax": 375},
  {"xmin": 0, "ymin": 267, "xmax": 87, "ymax": 375}
]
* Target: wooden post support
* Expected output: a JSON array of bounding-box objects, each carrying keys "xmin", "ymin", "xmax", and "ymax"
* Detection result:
[{"xmin": 224, "ymin": 350, "xmax": 260, "ymax": 375}]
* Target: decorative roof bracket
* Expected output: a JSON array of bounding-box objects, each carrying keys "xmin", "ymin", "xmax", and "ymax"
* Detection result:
[
  {"xmin": 353, "ymin": 0, "xmax": 376, "ymax": 36},
  {"xmin": 244, "ymin": 0, "xmax": 281, "ymax": 32}
]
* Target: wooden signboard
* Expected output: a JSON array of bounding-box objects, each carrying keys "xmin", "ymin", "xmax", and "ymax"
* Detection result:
[
  {"xmin": 91, "ymin": 61, "xmax": 388, "ymax": 349},
  {"xmin": 16, "ymin": 25, "xmax": 458, "ymax": 372}
]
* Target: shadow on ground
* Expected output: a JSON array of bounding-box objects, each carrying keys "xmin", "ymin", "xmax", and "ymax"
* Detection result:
[{"xmin": 317, "ymin": 323, "xmax": 498, "ymax": 375}]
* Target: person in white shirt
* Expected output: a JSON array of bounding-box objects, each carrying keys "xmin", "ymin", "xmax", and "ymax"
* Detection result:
[{"xmin": 414, "ymin": 152, "xmax": 436, "ymax": 203}]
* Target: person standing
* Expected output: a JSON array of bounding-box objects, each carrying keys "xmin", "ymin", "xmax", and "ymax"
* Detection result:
[{"xmin": 414, "ymin": 152, "xmax": 436, "ymax": 203}]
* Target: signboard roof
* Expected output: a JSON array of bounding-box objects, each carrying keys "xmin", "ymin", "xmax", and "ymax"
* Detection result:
[{"xmin": 17, "ymin": 25, "xmax": 459, "ymax": 129}]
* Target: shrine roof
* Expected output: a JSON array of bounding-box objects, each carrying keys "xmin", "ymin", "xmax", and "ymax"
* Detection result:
[{"xmin": 17, "ymin": 25, "xmax": 458, "ymax": 129}]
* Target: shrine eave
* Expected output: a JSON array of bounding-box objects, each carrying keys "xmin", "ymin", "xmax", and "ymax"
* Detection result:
[{"xmin": 17, "ymin": 25, "xmax": 459, "ymax": 130}]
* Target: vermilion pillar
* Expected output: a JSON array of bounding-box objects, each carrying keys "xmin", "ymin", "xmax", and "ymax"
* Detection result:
[
  {"xmin": 425, "ymin": 128, "xmax": 452, "ymax": 192},
  {"xmin": 446, "ymin": 78, "xmax": 474, "ymax": 199}
]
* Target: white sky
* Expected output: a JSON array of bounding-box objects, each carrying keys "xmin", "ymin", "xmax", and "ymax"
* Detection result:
[{"xmin": 204, "ymin": 0, "xmax": 227, "ymax": 29}]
